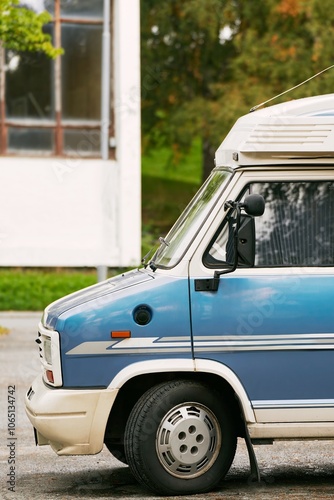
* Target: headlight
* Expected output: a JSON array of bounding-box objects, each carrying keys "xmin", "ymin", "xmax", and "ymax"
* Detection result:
[
  {"xmin": 44, "ymin": 338, "xmax": 52, "ymax": 365},
  {"xmin": 37, "ymin": 322, "xmax": 63, "ymax": 387}
]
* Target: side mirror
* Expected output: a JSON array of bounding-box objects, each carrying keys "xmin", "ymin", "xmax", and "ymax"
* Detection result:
[
  {"xmin": 214, "ymin": 194, "xmax": 266, "ymax": 281},
  {"xmin": 196, "ymin": 193, "xmax": 265, "ymax": 292},
  {"xmin": 237, "ymin": 214, "xmax": 255, "ymax": 267},
  {"xmin": 242, "ymin": 194, "xmax": 265, "ymax": 217}
]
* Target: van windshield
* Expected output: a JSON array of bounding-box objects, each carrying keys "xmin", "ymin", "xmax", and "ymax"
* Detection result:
[{"xmin": 149, "ymin": 168, "xmax": 233, "ymax": 269}]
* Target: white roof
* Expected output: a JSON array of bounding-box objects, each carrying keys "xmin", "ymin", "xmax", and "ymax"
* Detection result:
[{"xmin": 215, "ymin": 93, "xmax": 334, "ymax": 167}]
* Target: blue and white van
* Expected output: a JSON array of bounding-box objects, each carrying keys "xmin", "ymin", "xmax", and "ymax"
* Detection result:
[{"xmin": 25, "ymin": 94, "xmax": 334, "ymax": 496}]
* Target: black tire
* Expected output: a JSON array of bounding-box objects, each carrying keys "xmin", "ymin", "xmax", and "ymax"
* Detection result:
[{"xmin": 124, "ymin": 379, "xmax": 237, "ymax": 495}]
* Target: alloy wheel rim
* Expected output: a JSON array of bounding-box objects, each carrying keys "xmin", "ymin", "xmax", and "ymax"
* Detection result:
[{"xmin": 156, "ymin": 402, "xmax": 221, "ymax": 479}]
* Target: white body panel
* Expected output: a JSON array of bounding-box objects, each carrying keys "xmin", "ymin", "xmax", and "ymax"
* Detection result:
[
  {"xmin": 25, "ymin": 374, "xmax": 117, "ymax": 454},
  {"xmin": 216, "ymin": 93, "xmax": 334, "ymax": 168}
]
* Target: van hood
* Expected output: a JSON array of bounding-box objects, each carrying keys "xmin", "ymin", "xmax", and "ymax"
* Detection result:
[{"xmin": 43, "ymin": 268, "xmax": 154, "ymax": 330}]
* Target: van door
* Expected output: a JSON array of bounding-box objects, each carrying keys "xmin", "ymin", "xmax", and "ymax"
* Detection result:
[{"xmin": 190, "ymin": 178, "xmax": 334, "ymax": 424}]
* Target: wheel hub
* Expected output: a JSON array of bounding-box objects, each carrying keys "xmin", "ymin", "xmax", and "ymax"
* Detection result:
[{"xmin": 156, "ymin": 402, "xmax": 221, "ymax": 479}]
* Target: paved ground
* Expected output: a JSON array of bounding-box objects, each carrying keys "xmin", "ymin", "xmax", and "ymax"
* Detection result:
[{"xmin": 0, "ymin": 312, "xmax": 334, "ymax": 499}]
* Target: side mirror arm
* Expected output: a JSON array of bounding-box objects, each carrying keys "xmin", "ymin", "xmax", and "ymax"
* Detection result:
[
  {"xmin": 194, "ymin": 194, "xmax": 265, "ymax": 293},
  {"xmin": 214, "ymin": 203, "xmax": 241, "ymax": 280}
]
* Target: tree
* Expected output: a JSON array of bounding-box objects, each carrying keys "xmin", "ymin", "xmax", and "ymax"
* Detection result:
[
  {"xmin": 141, "ymin": 0, "xmax": 334, "ymax": 180},
  {"xmin": 219, "ymin": 0, "xmax": 334, "ymax": 102},
  {"xmin": 0, "ymin": 0, "xmax": 61, "ymax": 58},
  {"xmin": 141, "ymin": 0, "xmax": 236, "ymax": 180}
]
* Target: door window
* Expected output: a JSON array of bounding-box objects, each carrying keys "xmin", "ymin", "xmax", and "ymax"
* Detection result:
[{"xmin": 204, "ymin": 181, "xmax": 334, "ymax": 268}]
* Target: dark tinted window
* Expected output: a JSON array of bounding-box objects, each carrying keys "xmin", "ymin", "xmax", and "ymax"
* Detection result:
[
  {"xmin": 204, "ymin": 181, "xmax": 334, "ymax": 268},
  {"xmin": 254, "ymin": 181, "xmax": 334, "ymax": 266}
]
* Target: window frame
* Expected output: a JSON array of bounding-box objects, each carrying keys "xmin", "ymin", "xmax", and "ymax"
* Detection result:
[
  {"xmin": 0, "ymin": 0, "xmax": 113, "ymax": 158},
  {"xmin": 203, "ymin": 179, "xmax": 334, "ymax": 269}
]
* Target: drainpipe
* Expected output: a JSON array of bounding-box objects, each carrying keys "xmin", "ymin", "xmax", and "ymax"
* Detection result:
[
  {"xmin": 97, "ymin": 0, "xmax": 111, "ymax": 282},
  {"xmin": 101, "ymin": 0, "xmax": 111, "ymax": 161}
]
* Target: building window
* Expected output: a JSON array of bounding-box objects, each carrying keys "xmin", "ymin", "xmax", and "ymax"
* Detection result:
[{"xmin": 0, "ymin": 0, "xmax": 111, "ymax": 157}]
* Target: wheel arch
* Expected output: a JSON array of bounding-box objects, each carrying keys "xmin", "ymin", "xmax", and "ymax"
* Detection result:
[{"xmin": 104, "ymin": 359, "xmax": 254, "ymax": 447}]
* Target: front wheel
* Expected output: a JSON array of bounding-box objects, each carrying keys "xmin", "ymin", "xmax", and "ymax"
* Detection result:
[{"xmin": 124, "ymin": 379, "xmax": 237, "ymax": 495}]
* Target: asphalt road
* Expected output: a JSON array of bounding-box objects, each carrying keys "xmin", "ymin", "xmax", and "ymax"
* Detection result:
[{"xmin": 0, "ymin": 312, "xmax": 334, "ymax": 499}]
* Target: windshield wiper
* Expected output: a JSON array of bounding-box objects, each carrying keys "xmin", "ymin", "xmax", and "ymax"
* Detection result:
[
  {"xmin": 149, "ymin": 260, "xmax": 157, "ymax": 271},
  {"xmin": 146, "ymin": 237, "xmax": 169, "ymax": 271},
  {"xmin": 141, "ymin": 248, "xmax": 155, "ymax": 267},
  {"xmin": 159, "ymin": 236, "xmax": 170, "ymax": 247}
]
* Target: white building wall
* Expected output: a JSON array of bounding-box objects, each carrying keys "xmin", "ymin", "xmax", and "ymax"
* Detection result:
[
  {"xmin": 0, "ymin": 0, "xmax": 141, "ymax": 268},
  {"xmin": 114, "ymin": 0, "xmax": 142, "ymax": 267}
]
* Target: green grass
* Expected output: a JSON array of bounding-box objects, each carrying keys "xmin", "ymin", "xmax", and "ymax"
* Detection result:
[
  {"xmin": 0, "ymin": 144, "xmax": 202, "ymax": 311},
  {"xmin": 142, "ymin": 139, "xmax": 202, "ymax": 185},
  {"xmin": 142, "ymin": 175, "xmax": 199, "ymax": 234},
  {"xmin": 0, "ymin": 269, "xmax": 97, "ymax": 311},
  {"xmin": 141, "ymin": 140, "xmax": 201, "ymax": 255}
]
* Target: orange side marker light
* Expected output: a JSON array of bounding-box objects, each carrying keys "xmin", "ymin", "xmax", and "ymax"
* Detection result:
[{"xmin": 111, "ymin": 331, "xmax": 131, "ymax": 339}]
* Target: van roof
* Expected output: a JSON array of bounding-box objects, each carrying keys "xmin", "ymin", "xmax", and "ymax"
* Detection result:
[{"xmin": 215, "ymin": 93, "xmax": 334, "ymax": 168}]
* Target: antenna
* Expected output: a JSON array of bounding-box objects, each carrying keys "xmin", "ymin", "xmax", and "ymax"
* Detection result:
[{"xmin": 249, "ymin": 64, "xmax": 334, "ymax": 112}]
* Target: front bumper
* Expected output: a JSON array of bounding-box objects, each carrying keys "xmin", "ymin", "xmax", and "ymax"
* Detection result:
[{"xmin": 25, "ymin": 374, "xmax": 118, "ymax": 455}]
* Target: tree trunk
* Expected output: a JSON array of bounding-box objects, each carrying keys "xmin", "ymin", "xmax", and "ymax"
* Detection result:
[{"xmin": 202, "ymin": 139, "xmax": 216, "ymax": 182}]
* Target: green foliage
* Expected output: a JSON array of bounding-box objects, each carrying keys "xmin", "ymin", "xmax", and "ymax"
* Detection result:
[
  {"xmin": 0, "ymin": 269, "xmax": 97, "ymax": 311},
  {"xmin": 141, "ymin": 141, "xmax": 201, "ymax": 256},
  {"xmin": 142, "ymin": 175, "xmax": 199, "ymax": 234},
  {"xmin": 142, "ymin": 138, "xmax": 202, "ymax": 184},
  {"xmin": 141, "ymin": 0, "xmax": 235, "ymax": 178},
  {"xmin": 220, "ymin": 0, "xmax": 334, "ymax": 99},
  {"xmin": 0, "ymin": 0, "xmax": 62, "ymax": 58},
  {"xmin": 141, "ymin": 0, "xmax": 334, "ymax": 179}
]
